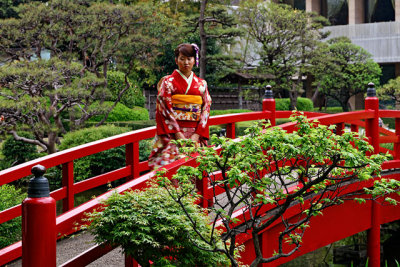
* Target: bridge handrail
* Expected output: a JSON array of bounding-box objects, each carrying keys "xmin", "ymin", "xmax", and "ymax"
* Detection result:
[{"xmin": 1, "ymin": 92, "xmax": 400, "ymax": 266}]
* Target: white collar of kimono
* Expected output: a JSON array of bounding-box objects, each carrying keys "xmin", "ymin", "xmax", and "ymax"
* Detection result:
[{"xmin": 176, "ymin": 69, "xmax": 193, "ymax": 95}]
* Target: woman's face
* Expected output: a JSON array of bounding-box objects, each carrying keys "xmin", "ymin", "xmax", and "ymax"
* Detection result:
[{"xmin": 175, "ymin": 52, "xmax": 195, "ymax": 74}]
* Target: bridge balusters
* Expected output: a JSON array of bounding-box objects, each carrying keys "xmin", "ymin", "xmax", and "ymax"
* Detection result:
[
  {"xmin": 395, "ymin": 118, "xmax": 400, "ymax": 160},
  {"xmin": 125, "ymin": 141, "xmax": 140, "ymax": 181},
  {"xmin": 62, "ymin": 161, "xmax": 75, "ymax": 212},
  {"xmin": 350, "ymin": 124, "xmax": 359, "ymax": 133},
  {"xmin": 263, "ymin": 85, "xmax": 276, "ymax": 127},
  {"xmin": 226, "ymin": 123, "xmax": 235, "ymax": 139},
  {"xmin": 335, "ymin": 122, "xmax": 345, "ymax": 135},
  {"xmin": 124, "ymin": 255, "xmax": 139, "ymax": 267}
]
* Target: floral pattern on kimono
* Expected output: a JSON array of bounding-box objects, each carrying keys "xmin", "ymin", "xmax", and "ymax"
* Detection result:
[{"xmin": 148, "ymin": 70, "xmax": 211, "ymax": 170}]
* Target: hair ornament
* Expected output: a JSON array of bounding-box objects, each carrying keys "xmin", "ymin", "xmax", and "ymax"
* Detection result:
[{"xmin": 191, "ymin": 43, "xmax": 199, "ymax": 67}]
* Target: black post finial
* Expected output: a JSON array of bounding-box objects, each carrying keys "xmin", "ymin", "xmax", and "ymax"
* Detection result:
[
  {"xmin": 28, "ymin": 165, "xmax": 50, "ymax": 198},
  {"xmin": 367, "ymin": 82, "xmax": 376, "ymax": 97},
  {"xmin": 264, "ymin": 85, "xmax": 273, "ymax": 99}
]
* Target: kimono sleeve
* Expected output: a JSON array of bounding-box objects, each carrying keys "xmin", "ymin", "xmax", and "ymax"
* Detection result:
[
  {"xmin": 195, "ymin": 80, "xmax": 211, "ymax": 139},
  {"xmin": 155, "ymin": 78, "xmax": 181, "ymax": 136}
]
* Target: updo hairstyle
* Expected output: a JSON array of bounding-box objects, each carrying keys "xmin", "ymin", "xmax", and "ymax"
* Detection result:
[{"xmin": 174, "ymin": 43, "xmax": 196, "ymax": 59}]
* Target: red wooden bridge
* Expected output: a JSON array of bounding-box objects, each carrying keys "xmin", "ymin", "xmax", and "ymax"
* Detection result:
[{"xmin": 1, "ymin": 84, "xmax": 400, "ymax": 266}]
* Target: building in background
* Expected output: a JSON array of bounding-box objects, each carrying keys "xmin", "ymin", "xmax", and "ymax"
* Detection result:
[{"xmin": 282, "ymin": 0, "xmax": 400, "ymax": 109}]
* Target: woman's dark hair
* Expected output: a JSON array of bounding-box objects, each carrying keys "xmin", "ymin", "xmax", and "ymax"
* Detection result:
[{"xmin": 174, "ymin": 43, "xmax": 196, "ymax": 59}]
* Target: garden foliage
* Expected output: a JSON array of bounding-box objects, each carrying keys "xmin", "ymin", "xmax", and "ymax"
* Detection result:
[
  {"xmin": 0, "ymin": 184, "xmax": 27, "ymax": 248},
  {"xmin": 88, "ymin": 102, "xmax": 149, "ymax": 123},
  {"xmin": 155, "ymin": 112, "xmax": 394, "ymax": 266},
  {"xmin": 58, "ymin": 125, "xmax": 152, "ymax": 183},
  {"xmin": 87, "ymin": 181, "xmax": 231, "ymax": 266},
  {"xmin": 275, "ymin": 97, "xmax": 314, "ymax": 111},
  {"xmin": 107, "ymin": 71, "xmax": 145, "ymax": 108},
  {"xmin": 1, "ymin": 132, "xmax": 42, "ymax": 170}
]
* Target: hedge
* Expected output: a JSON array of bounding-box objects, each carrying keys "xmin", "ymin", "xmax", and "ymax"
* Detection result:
[
  {"xmin": 275, "ymin": 97, "xmax": 314, "ymax": 111},
  {"xmin": 0, "ymin": 184, "xmax": 27, "ymax": 248},
  {"xmin": 58, "ymin": 125, "xmax": 152, "ymax": 183},
  {"xmin": 210, "ymin": 109, "xmax": 253, "ymax": 116},
  {"xmin": 89, "ymin": 102, "xmax": 149, "ymax": 122}
]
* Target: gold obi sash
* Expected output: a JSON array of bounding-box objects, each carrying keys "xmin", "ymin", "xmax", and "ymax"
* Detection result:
[{"xmin": 171, "ymin": 94, "xmax": 202, "ymax": 121}]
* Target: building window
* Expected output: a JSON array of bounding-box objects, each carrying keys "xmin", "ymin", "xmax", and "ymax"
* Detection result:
[
  {"xmin": 280, "ymin": 0, "xmax": 306, "ymax": 10},
  {"xmin": 321, "ymin": 0, "xmax": 348, "ymax": 25},
  {"xmin": 366, "ymin": 0, "xmax": 395, "ymax": 23}
]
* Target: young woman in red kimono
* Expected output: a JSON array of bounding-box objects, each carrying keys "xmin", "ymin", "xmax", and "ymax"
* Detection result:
[{"xmin": 148, "ymin": 43, "xmax": 212, "ymax": 170}]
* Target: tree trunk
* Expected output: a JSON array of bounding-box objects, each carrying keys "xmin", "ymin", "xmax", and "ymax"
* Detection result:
[
  {"xmin": 289, "ymin": 88, "xmax": 298, "ymax": 110},
  {"xmin": 199, "ymin": 0, "xmax": 207, "ymax": 79},
  {"xmin": 47, "ymin": 132, "xmax": 58, "ymax": 154},
  {"xmin": 341, "ymin": 98, "xmax": 350, "ymax": 112},
  {"xmin": 238, "ymin": 82, "xmax": 243, "ymax": 109}
]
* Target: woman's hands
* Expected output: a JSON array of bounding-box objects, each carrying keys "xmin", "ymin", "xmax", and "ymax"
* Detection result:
[
  {"xmin": 190, "ymin": 133, "xmax": 200, "ymax": 143},
  {"xmin": 175, "ymin": 132, "xmax": 185, "ymax": 140},
  {"xmin": 174, "ymin": 132, "xmax": 200, "ymax": 143}
]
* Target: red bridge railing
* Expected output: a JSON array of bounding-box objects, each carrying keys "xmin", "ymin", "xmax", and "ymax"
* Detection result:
[{"xmin": 1, "ymin": 84, "xmax": 400, "ymax": 266}]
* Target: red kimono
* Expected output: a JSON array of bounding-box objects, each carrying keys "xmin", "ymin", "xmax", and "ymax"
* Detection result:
[{"xmin": 148, "ymin": 70, "xmax": 212, "ymax": 170}]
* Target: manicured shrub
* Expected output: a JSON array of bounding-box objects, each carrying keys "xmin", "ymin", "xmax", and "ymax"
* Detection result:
[
  {"xmin": 107, "ymin": 70, "xmax": 145, "ymax": 108},
  {"xmin": 210, "ymin": 109, "xmax": 253, "ymax": 116},
  {"xmin": 275, "ymin": 98, "xmax": 290, "ymax": 111},
  {"xmin": 1, "ymin": 132, "xmax": 41, "ymax": 170},
  {"xmin": 86, "ymin": 181, "xmax": 230, "ymax": 266},
  {"xmin": 275, "ymin": 98, "xmax": 314, "ymax": 111},
  {"xmin": 0, "ymin": 184, "xmax": 27, "ymax": 248},
  {"xmin": 296, "ymin": 97, "xmax": 314, "ymax": 111},
  {"xmin": 59, "ymin": 125, "xmax": 125, "ymax": 183},
  {"xmin": 58, "ymin": 125, "xmax": 152, "ymax": 183},
  {"xmin": 89, "ymin": 102, "xmax": 149, "ymax": 122},
  {"xmin": 313, "ymin": 107, "xmax": 344, "ymax": 113},
  {"xmin": 109, "ymin": 120, "xmax": 156, "ymax": 131}
]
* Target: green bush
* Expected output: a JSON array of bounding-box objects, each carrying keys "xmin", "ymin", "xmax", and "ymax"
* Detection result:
[
  {"xmin": 275, "ymin": 98, "xmax": 290, "ymax": 111},
  {"xmin": 87, "ymin": 120, "xmax": 156, "ymax": 131},
  {"xmin": 89, "ymin": 102, "xmax": 149, "ymax": 122},
  {"xmin": 275, "ymin": 98, "xmax": 314, "ymax": 111},
  {"xmin": 1, "ymin": 133, "xmax": 42, "ymax": 170},
  {"xmin": 210, "ymin": 109, "xmax": 253, "ymax": 116},
  {"xmin": 296, "ymin": 97, "xmax": 314, "ymax": 111},
  {"xmin": 59, "ymin": 125, "xmax": 152, "ymax": 183},
  {"xmin": 87, "ymin": 181, "xmax": 229, "ymax": 266},
  {"xmin": 107, "ymin": 70, "xmax": 146, "ymax": 108},
  {"xmin": 313, "ymin": 107, "xmax": 343, "ymax": 113},
  {"xmin": 0, "ymin": 184, "xmax": 27, "ymax": 248}
]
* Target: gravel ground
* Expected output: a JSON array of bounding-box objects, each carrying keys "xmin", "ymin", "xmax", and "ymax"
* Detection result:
[{"xmin": 5, "ymin": 231, "xmax": 125, "ymax": 267}]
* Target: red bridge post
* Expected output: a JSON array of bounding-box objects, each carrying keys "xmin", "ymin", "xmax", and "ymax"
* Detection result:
[
  {"xmin": 364, "ymin": 83, "xmax": 381, "ymax": 267},
  {"xmin": 22, "ymin": 165, "xmax": 56, "ymax": 267},
  {"xmin": 263, "ymin": 85, "xmax": 276, "ymax": 127},
  {"xmin": 365, "ymin": 82, "xmax": 380, "ymax": 154}
]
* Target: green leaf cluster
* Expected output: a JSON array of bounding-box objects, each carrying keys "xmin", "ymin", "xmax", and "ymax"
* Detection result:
[
  {"xmin": 87, "ymin": 181, "xmax": 229, "ymax": 266},
  {"xmin": 0, "ymin": 184, "xmax": 27, "ymax": 248}
]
